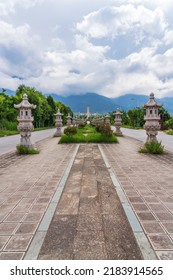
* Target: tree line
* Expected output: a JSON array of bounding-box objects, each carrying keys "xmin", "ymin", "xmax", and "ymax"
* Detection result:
[
  {"xmin": 110, "ymin": 106, "xmax": 172, "ymax": 130},
  {"xmin": 0, "ymin": 85, "xmax": 73, "ymax": 131}
]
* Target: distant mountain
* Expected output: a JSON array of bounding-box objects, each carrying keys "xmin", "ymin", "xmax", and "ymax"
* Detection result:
[
  {"xmin": 2, "ymin": 88, "xmax": 173, "ymax": 114},
  {"xmin": 111, "ymin": 94, "xmax": 149, "ymax": 110},
  {"xmin": 159, "ymin": 97, "xmax": 173, "ymax": 114},
  {"xmin": 0, "ymin": 88, "xmax": 15, "ymax": 95},
  {"xmin": 46, "ymin": 92, "xmax": 122, "ymax": 114}
]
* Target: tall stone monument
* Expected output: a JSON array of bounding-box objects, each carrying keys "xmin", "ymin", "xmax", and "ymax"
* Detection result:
[
  {"xmin": 14, "ymin": 94, "xmax": 36, "ymax": 148},
  {"xmin": 86, "ymin": 106, "xmax": 91, "ymax": 119},
  {"xmin": 143, "ymin": 93, "xmax": 162, "ymax": 142},
  {"xmin": 54, "ymin": 109, "xmax": 63, "ymax": 137}
]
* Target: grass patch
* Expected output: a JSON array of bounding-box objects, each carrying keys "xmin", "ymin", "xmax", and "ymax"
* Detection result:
[
  {"xmin": 122, "ymin": 125, "xmax": 142, "ymax": 129},
  {"xmin": 16, "ymin": 145, "xmax": 39, "ymax": 155},
  {"xmin": 165, "ymin": 129, "xmax": 173, "ymax": 135},
  {"xmin": 139, "ymin": 140, "xmax": 164, "ymax": 154},
  {"xmin": 0, "ymin": 126, "xmax": 54, "ymax": 137},
  {"xmin": 34, "ymin": 126, "xmax": 54, "ymax": 131},
  {"xmin": 59, "ymin": 124, "xmax": 118, "ymax": 143},
  {"xmin": 0, "ymin": 130, "xmax": 19, "ymax": 137}
]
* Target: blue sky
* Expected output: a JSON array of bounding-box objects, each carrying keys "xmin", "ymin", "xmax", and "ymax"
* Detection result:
[{"xmin": 1, "ymin": 0, "xmax": 173, "ymax": 97}]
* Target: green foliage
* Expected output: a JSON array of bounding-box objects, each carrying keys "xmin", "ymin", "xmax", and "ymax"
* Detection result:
[
  {"xmin": 55, "ymin": 101, "xmax": 73, "ymax": 125},
  {"xmin": 109, "ymin": 106, "xmax": 171, "ymax": 130},
  {"xmin": 59, "ymin": 124, "xmax": 118, "ymax": 143},
  {"xmin": 0, "ymin": 91, "xmax": 18, "ymax": 129},
  {"xmin": 1, "ymin": 120, "xmax": 17, "ymax": 130},
  {"xmin": 64, "ymin": 126, "xmax": 77, "ymax": 136},
  {"xmin": 159, "ymin": 107, "xmax": 171, "ymax": 122},
  {"xmin": 164, "ymin": 117, "xmax": 173, "ymax": 130},
  {"xmin": 95, "ymin": 123, "xmax": 113, "ymax": 136},
  {"xmin": 139, "ymin": 141, "xmax": 164, "ymax": 154},
  {"xmin": 16, "ymin": 145, "xmax": 39, "ymax": 155},
  {"xmin": 128, "ymin": 107, "xmax": 145, "ymax": 127},
  {"xmin": 59, "ymin": 134, "xmax": 118, "ymax": 144},
  {"xmin": 0, "ymin": 130, "xmax": 18, "ymax": 137},
  {"xmin": 165, "ymin": 129, "xmax": 173, "ymax": 135},
  {"xmin": 0, "ymin": 85, "xmax": 73, "ymax": 132}
]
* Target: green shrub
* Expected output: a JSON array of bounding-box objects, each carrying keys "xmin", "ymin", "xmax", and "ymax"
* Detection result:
[
  {"xmin": 139, "ymin": 141, "xmax": 164, "ymax": 154},
  {"xmin": 96, "ymin": 123, "xmax": 112, "ymax": 136},
  {"xmin": 166, "ymin": 129, "xmax": 173, "ymax": 135},
  {"xmin": 16, "ymin": 145, "xmax": 39, "ymax": 155},
  {"xmin": 1, "ymin": 120, "xmax": 17, "ymax": 130},
  {"xmin": 64, "ymin": 126, "xmax": 77, "ymax": 136},
  {"xmin": 59, "ymin": 133, "xmax": 118, "ymax": 144},
  {"xmin": 59, "ymin": 123, "xmax": 118, "ymax": 143}
]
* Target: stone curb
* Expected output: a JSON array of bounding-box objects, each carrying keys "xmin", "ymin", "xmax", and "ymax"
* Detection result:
[{"xmin": 98, "ymin": 144, "xmax": 157, "ymax": 260}]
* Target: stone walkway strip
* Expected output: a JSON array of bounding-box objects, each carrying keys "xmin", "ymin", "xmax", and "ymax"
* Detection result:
[{"xmin": 38, "ymin": 144, "xmax": 143, "ymax": 260}]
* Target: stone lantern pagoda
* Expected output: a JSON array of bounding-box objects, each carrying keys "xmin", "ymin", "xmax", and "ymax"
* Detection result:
[
  {"xmin": 143, "ymin": 93, "xmax": 162, "ymax": 142},
  {"xmin": 14, "ymin": 94, "xmax": 36, "ymax": 148},
  {"xmin": 54, "ymin": 109, "xmax": 63, "ymax": 137},
  {"xmin": 67, "ymin": 113, "xmax": 72, "ymax": 126},
  {"xmin": 105, "ymin": 114, "xmax": 110, "ymax": 124},
  {"xmin": 114, "ymin": 109, "xmax": 123, "ymax": 136}
]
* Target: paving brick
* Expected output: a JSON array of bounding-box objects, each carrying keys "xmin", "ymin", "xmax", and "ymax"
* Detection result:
[
  {"xmin": 101, "ymin": 137, "xmax": 173, "ymax": 259},
  {"xmin": 0, "ymin": 137, "xmax": 76, "ymax": 259}
]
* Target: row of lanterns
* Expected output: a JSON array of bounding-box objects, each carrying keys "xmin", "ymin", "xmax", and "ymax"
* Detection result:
[{"xmin": 14, "ymin": 92, "xmax": 161, "ymax": 148}]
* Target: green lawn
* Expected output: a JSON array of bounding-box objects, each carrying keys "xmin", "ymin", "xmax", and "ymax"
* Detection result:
[
  {"xmin": 0, "ymin": 130, "xmax": 19, "ymax": 137},
  {"xmin": 59, "ymin": 124, "xmax": 118, "ymax": 143},
  {"xmin": 165, "ymin": 129, "xmax": 173, "ymax": 135},
  {"xmin": 0, "ymin": 126, "xmax": 54, "ymax": 137}
]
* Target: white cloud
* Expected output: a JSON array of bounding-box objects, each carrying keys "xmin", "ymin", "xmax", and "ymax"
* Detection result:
[
  {"xmin": 76, "ymin": 5, "xmax": 167, "ymax": 40},
  {"xmin": 0, "ymin": 20, "xmax": 42, "ymax": 78},
  {"xmin": 0, "ymin": 0, "xmax": 44, "ymax": 16}
]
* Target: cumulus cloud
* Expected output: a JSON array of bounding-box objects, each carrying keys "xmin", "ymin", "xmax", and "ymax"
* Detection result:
[
  {"xmin": 0, "ymin": 0, "xmax": 44, "ymax": 16},
  {"xmin": 76, "ymin": 5, "xmax": 167, "ymax": 40},
  {"xmin": 0, "ymin": 20, "xmax": 43, "ymax": 80}
]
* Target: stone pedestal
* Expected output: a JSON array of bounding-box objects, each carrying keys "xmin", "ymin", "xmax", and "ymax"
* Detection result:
[
  {"xmin": 14, "ymin": 94, "xmax": 36, "ymax": 148},
  {"xmin": 54, "ymin": 109, "xmax": 63, "ymax": 137},
  {"xmin": 114, "ymin": 110, "xmax": 123, "ymax": 136},
  {"xmin": 143, "ymin": 93, "xmax": 162, "ymax": 142}
]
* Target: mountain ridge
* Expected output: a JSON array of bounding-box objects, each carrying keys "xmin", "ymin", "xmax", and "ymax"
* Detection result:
[{"xmin": 1, "ymin": 88, "xmax": 173, "ymax": 114}]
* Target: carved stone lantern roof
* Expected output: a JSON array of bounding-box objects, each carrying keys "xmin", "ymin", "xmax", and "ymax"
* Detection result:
[
  {"xmin": 144, "ymin": 93, "xmax": 162, "ymax": 108},
  {"xmin": 14, "ymin": 94, "xmax": 36, "ymax": 109},
  {"xmin": 55, "ymin": 108, "xmax": 63, "ymax": 116},
  {"xmin": 115, "ymin": 109, "xmax": 122, "ymax": 115}
]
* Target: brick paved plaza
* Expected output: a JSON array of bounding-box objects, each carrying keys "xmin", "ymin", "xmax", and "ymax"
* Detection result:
[{"xmin": 0, "ymin": 136, "xmax": 173, "ymax": 260}]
